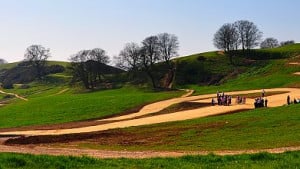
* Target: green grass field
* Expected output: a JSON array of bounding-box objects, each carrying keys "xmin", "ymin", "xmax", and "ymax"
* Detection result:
[
  {"xmin": 68, "ymin": 103, "xmax": 300, "ymax": 151},
  {"xmin": 0, "ymin": 86, "xmax": 183, "ymax": 128},
  {"xmin": 0, "ymin": 151, "xmax": 299, "ymax": 169}
]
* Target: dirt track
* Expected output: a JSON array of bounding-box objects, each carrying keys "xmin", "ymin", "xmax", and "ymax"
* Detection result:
[
  {"xmin": 0, "ymin": 143, "xmax": 299, "ymax": 158},
  {"xmin": 0, "ymin": 90, "xmax": 28, "ymax": 101},
  {"xmin": 0, "ymin": 88, "xmax": 299, "ymax": 136}
]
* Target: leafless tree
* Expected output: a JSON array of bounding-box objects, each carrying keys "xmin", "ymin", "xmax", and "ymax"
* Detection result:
[
  {"xmin": 24, "ymin": 45, "xmax": 51, "ymax": 79},
  {"xmin": 157, "ymin": 33, "xmax": 179, "ymax": 64},
  {"xmin": 89, "ymin": 48, "xmax": 110, "ymax": 64},
  {"xmin": 234, "ymin": 20, "xmax": 262, "ymax": 51},
  {"xmin": 157, "ymin": 33, "xmax": 179, "ymax": 88},
  {"xmin": 118, "ymin": 42, "xmax": 141, "ymax": 71},
  {"xmin": 140, "ymin": 35, "xmax": 161, "ymax": 88},
  {"xmin": 214, "ymin": 23, "xmax": 239, "ymax": 52},
  {"xmin": 69, "ymin": 50, "xmax": 91, "ymax": 89},
  {"xmin": 213, "ymin": 23, "xmax": 239, "ymax": 64},
  {"xmin": 70, "ymin": 48, "xmax": 115, "ymax": 89},
  {"xmin": 260, "ymin": 38, "xmax": 279, "ymax": 49}
]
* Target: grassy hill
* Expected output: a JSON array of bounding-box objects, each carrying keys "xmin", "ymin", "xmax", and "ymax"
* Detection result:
[{"xmin": 175, "ymin": 44, "xmax": 300, "ymax": 94}]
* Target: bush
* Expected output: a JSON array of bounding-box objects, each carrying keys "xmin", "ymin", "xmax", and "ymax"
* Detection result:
[
  {"xmin": 45, "ymin": 65, "xmax": 65, "ymax": 74},
  {"xmin": 197, "ymin": 55, "xmax": 207, "ymax": 61}
]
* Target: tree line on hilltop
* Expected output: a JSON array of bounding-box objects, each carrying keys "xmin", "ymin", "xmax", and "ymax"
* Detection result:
[{"xmin": 213, "ymin": 20, "xmax": 295, "ymax": 64}]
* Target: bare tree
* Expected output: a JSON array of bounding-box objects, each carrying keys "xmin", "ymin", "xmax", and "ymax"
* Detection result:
[
  {"xmin": 260, "ymin": 38, "xmax": 279, "ymax": 49},
  {"xmin": 234, "ymin": 20, "xmax": 262, "ymax": 51},
  {"xmin": 89, "ymin": 48, "xmax": 110, "ymax": 64},
  {"xmin": 0, "ymin": 58, "xmax": 7, "ymax": 64},
  {"xmin": 69, "ymin": 50, "xmax": 91, "ymax": 89},
  {"xmin": 157, "ymin": 33, "xmax": 179, "ymax": 88},
  {"xmin": 140, "ymin": 35, "xmax": 161, "ymax": 88},
  {"xmin": 24, "ymin": 45, "xmax": 51, "ymax": 79},
  {"xmin": 70, "ymin": 48, "xmax": 116, "ymax": 89},
  {"xmin": 213, "ymin": 23, "xmax": 239, "ymax": 64},
  {"xmin": 157, "ymin": 33, "xmax": 179, "ymax": 64},
  {"xmin": 118, "ymin": 42, "xmax": 141, "ymax": 71}
]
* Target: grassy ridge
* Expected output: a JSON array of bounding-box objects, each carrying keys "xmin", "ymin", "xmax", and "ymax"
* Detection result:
[
  {"xmin": 0, "ymin": 151, "xmax": 299, "ymax": 169},
  {"xmin": 0, "ymin": 60, "xmax": 70, "ymax": 71},
  {"xmin": 0, "ymin": 87, "xmax": 183, "ymax": 128}
]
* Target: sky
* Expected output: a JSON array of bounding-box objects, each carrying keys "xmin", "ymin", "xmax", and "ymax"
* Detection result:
[{"xmin": 0, "ymin": 0, "xmax": 299, "ymax": 63}]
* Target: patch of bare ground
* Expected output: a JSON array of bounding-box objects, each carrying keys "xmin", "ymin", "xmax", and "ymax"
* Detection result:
[
  {"xmin": 293, "ymin": 72, "xmax": 300, "ymax": 75},
  {"xmin": 0, "ymin": 144, "xmax": 299, "ymax": 158},
  {"xmin": 3, "ymin": 119, "xmax": 250, "ymax": 146}
]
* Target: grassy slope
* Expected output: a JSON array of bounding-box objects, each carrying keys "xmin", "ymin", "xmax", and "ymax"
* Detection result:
[
  {"xmin": 0, "ymin": 151, "xmax": 299, "ymax": 169},
  {"xmin": 0, "ymin": 86, "xmax": 183, "ymax": 128},
  {"xmin": 175, "ymin": 44, "xmax": 300, "ymax": 94},
  {"xmin": 190, "ymin": 59, "xmax": 300, "ymax": 94}
]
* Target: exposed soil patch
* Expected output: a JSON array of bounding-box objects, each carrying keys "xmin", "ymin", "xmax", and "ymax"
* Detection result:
[
  {"xmin": 139, "ymin": 102, "xmax": 211, "ymax": 118},
  {"xmin": 293, "ymin": 72, "xmax": 300, "ymax": 75},
  {"xmin": 4, "ymin": 115, "xmax": 249, "ymax": 146},
  {"xmin": 288, "ymin": 62, "xmax": 300, "ymax": 65}
]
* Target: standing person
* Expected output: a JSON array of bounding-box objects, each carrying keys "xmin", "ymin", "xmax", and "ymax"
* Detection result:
[
  {"xmin": 211, "ymin": 98, "xmax": 215, "ymax": 106},
  {"xmin": 265, "ymin": 98, "xmax": 268, "ymax": 107},
  {"xmin": 287, "ymin": 95, "xmax": 290, "ymax": 105},
  {"xmin": 262, "ymin": 89, "xmax": 265, "ymax": 97},
  {"xmin": 242, "ymin": 97, "xmax": 246, "ymax": 104}
]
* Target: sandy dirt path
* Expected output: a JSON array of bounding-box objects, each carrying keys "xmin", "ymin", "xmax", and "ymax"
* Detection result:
[
  {"xmin": 0, "ymin": 90, "xmax": 28, "ymax": 101},
  {"xmin": 293, "ymin": 72, "xmax": 300, "ymax": 75},
  {"xmin": 0, "ymin": 88, "xmax": 299, "ymax": 136},
  {"xmin": 289, "ymin": 62, "xmax": 300, "ymax": 65},
  {"xmin": 0, "ymin": 143, "xmax": 299, "ymax": 158}
]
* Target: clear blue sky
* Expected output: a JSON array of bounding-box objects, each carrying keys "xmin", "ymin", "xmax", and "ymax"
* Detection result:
[{"xmin": 0, "ymin": 0, "xmax": 299, "ymax": 62}]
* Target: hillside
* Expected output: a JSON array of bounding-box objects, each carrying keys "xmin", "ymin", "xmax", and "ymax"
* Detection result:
[{"xmin": 175, "ymin": 44, "xmax": 300, "ymax": 94}]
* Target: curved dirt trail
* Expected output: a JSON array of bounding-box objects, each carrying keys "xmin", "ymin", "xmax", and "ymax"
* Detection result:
[
  {"xmin": 0, "ymin": 90, "xmax": 28, "ymax": 101},
  {"xmin": 0, "ymin": 88, "xmax": 299, "ymax": 136},
  {"xmin": 0, "ymin": 144, "xmax": 299, "ymax": 158}
]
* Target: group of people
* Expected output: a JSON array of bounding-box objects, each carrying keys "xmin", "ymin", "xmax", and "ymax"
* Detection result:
[
  {"xmin": 212, "ymin": 91, "xmax": 249, "ymax": 106},
  {"xmin": 254, "ymin": 89, "xmax": 268, "ymax": 108},
  {"xmin": 254, "ymin": 97, "xmax": 268, "ymax": 108},
  {"xmin": 210, "ymin": 89, "xmax": 300, "ymax": 108},
  {"xmin": 212, "ymin": 92, "xmax": 232, "ymax": 106}
]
